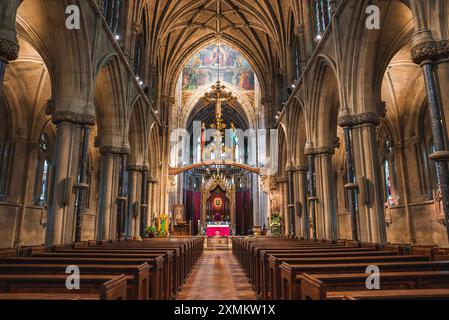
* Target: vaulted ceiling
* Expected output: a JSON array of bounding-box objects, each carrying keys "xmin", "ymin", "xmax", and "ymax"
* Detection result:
[{"xmin": 140, "ymin": 0, "xmax": 296, "ymax": 96}]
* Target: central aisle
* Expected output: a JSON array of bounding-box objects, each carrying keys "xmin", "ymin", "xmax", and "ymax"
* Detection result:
[{"xmin": 177, "ymin": 249, "xmax": 257, "ymax": 300}]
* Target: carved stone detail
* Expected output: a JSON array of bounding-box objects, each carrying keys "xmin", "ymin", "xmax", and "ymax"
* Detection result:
[
  {"xmin": 127, "ymin": 165, "xmax": 149, "ymax": 172},
  {"xmin": 338, "ymin": 112, "xmax": 380, "ymax": 128},
  {"xmin": 100, "ymin": 146, "xmax": 131, "ymax": 155},
  {"xmin": 305, "ymin": 146, "xmax": 335, "ymax": 156},
  {"xmin": 0, "ymin": 38, "xmax": 19, "ymax": 61},
  {"xmin": 411, "ymin": 40, "xmax": 449, "ymax": 65},
  {"xmin": 52, "ymin": 111, "xmax": 96, "ymax": 126}
]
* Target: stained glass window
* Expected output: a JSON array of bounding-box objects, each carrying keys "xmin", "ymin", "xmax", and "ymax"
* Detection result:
[{"xmin": 313, "ymin": 0, "xmax": 332, "ymax": 36}]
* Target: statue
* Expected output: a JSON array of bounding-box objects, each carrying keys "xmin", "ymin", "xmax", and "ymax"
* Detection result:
[
  {"xmin": 158, "ymin": 214, "xmax": 169, "ymax": 236},
  {"xmin": 229, "ymin": 122, "xmax": 238, "ymax": 161},
  {"xmin": 384, "ymin": 202, "xmax": 392, "ymax": 224},
  {"xmin": 434, "ymin": 189, "xmax": 446, "ymax": 225},
  {"xmin": 200, "ymin": 122, "xmax": 206, "ymax": 161}
]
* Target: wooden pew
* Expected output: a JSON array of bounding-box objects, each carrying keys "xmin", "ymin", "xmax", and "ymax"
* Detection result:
[
  {"xmin": 267, "ymin": 250, "xmax": 405, "ymax": 300},
  {"xmin": 300, "ymin": 271, "xmax": 449, "ymax": 300},
  {"xmin": 53, "ymin": 248, "xmax": 173, "ymax": 300},
  {"xmin": 0, "ymin": 256, "xmax": 162, "ymax": 300},
  {"xmin": 259, "ymin": 247, "xmax": 379, "ymax": 299},
  {"xmin": 341, "ymin": 288, "xmax": 449, "ymax": 300},
  {"xmin": 0, "ymin": 263, "xmax": 149, "ymax": 300},
  {"xmin": 279, "ymin": 260, "xmax": 449, "ymax": 300},
  {"xmin": 0, "ymin": 274, "xmax": 128, "ymax": 300},
  {"xmin": 31, "ymin": 252, "xmax": 165, "ymax": 300}
]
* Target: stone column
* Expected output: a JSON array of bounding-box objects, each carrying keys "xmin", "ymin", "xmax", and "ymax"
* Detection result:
[
  {"xmin": 0, "ymin": 0, "xmax": 20, "ymax": 92},
  {"xmin": 149, "ymin": 177, "xmax": 158, "ymax": 225},
  {"xmin": 97, "ymin": 150, "xmax": 115, "ymax": 241},
  {"xmin": 252, "ymin": 173, "xmax": 261, "ymax": 234},
  {"xmin": 314, "ymin": 149, "xmax": 338, "ymax": 241},
  {"xmin": 296, "ymin": 166, "xmax": 308, "ymax": 239},
  {"xmin": 126, "ymin": 167, "xmax": 140, "ymax": 238},
  {"xmin": 45, "ymin": 112, "xmax": 95, "ymax": 246},
  {"xmin": 351, "ymin": 113, "xmax": 387, "ymax": 243},
  {"xmin": 140, "ymin": 168, "xmax": 149, "ymax": 237},
  {"xmin": 74, "ymin": 126, "xmax": 91, "ymax": 242},
  {"xmin": 412, "ymin": 35, "xmax": 449, "ymax": 238},
  {"xmin": 286, "ymin": 166, "xmax": 296, "ymax": 237},
  {"xmin": 338, "ymin": 112, "xmax": 360, "ymax": 241},
  {"xmin": 305, "ymin": 145, "xmax": 318, "ymax": 240},
  {"xmin": 117, "ymin": 152, "xmax": 129, "ymax": 238}
]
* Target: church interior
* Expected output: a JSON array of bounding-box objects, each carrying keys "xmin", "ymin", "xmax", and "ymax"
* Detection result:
[{"xmin": 0, "ymin": 0, "xmax": 449, "ymax": 301}]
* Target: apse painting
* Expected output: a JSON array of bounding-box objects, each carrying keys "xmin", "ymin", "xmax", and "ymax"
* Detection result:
[{"xmin": 182, "ymin": 45, "xmax": 255, "ymax": 92}]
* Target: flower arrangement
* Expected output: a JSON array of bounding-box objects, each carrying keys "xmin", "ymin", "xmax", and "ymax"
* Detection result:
[{"xmin": 145, "ymin": 226, "xmax": 157, "ymax": 238}]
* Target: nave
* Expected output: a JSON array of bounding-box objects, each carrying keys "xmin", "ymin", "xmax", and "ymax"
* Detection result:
[{"xmin": 177, "ymin": 249, "xmax": 256, "ymax": 300}]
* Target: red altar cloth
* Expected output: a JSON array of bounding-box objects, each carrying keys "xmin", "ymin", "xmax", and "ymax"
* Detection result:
[{"xmin": 206, "ymin": 225, "xmax": 230, "ymax": 237}]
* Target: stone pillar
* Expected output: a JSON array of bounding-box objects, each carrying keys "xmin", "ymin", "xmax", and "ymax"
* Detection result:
[
  {"xmin": 148, "ymin": 177, "xmax": 158, "ymax": 225},
  {"xmin": 412, "ymin": 35, "xmax": 449, "ymax": 238},
  {"xmin": 126, "ymin": 167, "xmax": 139, "ymax": 238},
  {"xmin": 296, "ymin": 166, "xmax": 308, "ymax": 239},
  {"xmin": 45, "ymin": 112, "xmax": 95, "ymax": 246},
  {"xmin": 351, "ymin": 113, "xmax": 387, "ymax": 243},
  {"xmin": 286, "ymin": 166, "xmax": 296, "ymax": 237},
  {"xmin": 252, "ymin": 173, "xmax": 261, "ymax": 234},
  {"xmin": 140, "ymin": 168, "xmax": 148, "ymax": 237},
  {"xmin": 338, "ymin": 111, "xmax": 360, "ymax": 241},
  {"xmin": 305, "ymin": 150, "xmax": 317, "ymax": 240},
  {"xmin": 97, "ymin": 150, "xmax": 115, "ymax": 241},
  {"xmin": 117, "ymin": 152, "xmax": 128, "ymax": 238},
  {"xmin": 314, "ymin": 149, "xmax": 338, "ymax": 241},
  {"xmin": 74, "ymin": 126, "xmax": 91, "ymax": 242},
  {"xmin": 0, "ymin": 0, "xmax": 20, "ymax": 92}
]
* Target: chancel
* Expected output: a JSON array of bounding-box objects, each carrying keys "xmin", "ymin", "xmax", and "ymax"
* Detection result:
[{"xmin": 1, "ymin": 0, "xmax": 449, "ymax": 302}]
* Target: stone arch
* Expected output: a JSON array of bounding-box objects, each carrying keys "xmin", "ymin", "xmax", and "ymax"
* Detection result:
[{"xmin": 94, "ymin": 56, "xmax": 127, "ymax": 149}]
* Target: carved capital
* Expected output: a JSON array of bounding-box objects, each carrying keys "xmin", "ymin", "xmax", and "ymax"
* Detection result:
[
  {"xmin": 52, "ymin": 111, "xmax": 96, "ymax": 126},
  {"xmin": 338, "ymin": 112, "xmax": 380, "ymax": 128},
  {"xmin": 0, "ymin": 38, "xmax": 19, "ymax": 62},
  {"xmin": 131, "ymin": 22, "xmax": 142, "ymax": 35},
  {"xmin": 127, "ymin": 165, "xmax": 149, "ymax": 172},
  {"xmin": 411, "ymin": 40, "xmax": 449, "ymax": 65},
  {"xmin": 100, "ymin": 146, "xmax": 130, "ymax": 155},
  {"xmin": 305, "ymin": 146, "xmax": 335, "ymax": 156}
]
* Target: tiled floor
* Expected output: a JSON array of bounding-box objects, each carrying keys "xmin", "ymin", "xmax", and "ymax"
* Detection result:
[{"xmin": 177, "ymin": 249, "xmax": 257, "ymax": 300}]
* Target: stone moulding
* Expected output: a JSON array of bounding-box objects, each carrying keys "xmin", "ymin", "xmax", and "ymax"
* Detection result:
[
  {"xmin": 411, "ymin": 40, "xmax": 449, "ymax": 65},
  {"xmin": 0, "ymin": 38, "xmax": 19, "ymax": 61},
  {"xmin": 51, "ymin": 111, "xmax": 96, "ymax": 126},
  {"xmin": 304, "ymin": 146, "xmax": 335, "ymax": 156},
  {"xmin": 99, "ymin": 146, "xmax": 131, "ymax": 155},
  {"xmin": 338, "ymin": 112, "xmax": 380, "ymax": 128}
]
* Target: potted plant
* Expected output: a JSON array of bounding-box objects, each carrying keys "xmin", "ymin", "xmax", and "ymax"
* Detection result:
[
  {"xmin": 145, "ymin": 226, "xmax": 157, "ymax": 238},
  {"xmin": 269, "ymin": 214, "xmax": 282, "ymax": 237}
]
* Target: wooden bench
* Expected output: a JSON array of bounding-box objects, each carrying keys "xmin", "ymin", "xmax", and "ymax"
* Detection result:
[
  {"xmin": 54, "ymin": 248, "xmax": 173, "ymax": 299},
  {"xmin": 0, "ymin": 274, "xmax": 128, "ymax": 300},
  {"xmin": 0, "ymin": 263, "xmax": 149, "ymax": 300},
  {"xmin": 301, "ymin": 271, "xmax": 449, "ymax": 300},
  {"xmin": 341, "ymin": 288, "xmax": 449, "ymax": 300},
  {"xmin": 278, "ymin": 260, "xmax": 449, "ymax": 300},
  {"xmin": 270, "ymin": 251, "xmax": 414, "ymax": 300},
  {"xmin": 0, "ymin": 256, "xmax": 162, "ymax": 300},
  {"xmin": 259, "ymin": 248, "xmax": 379, "ymax": 299}
]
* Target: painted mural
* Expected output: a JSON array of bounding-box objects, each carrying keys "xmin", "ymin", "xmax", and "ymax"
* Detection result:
[{"xmin": 182, "ymin": 45, "xmax": 255, "ymax": 92}]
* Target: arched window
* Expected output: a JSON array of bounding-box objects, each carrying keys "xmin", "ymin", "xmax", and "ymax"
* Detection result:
[
  {"xmin": 33, "ymin": 133, "xmax": 52, "ymax": 206},
  {"xmin": 102, "ymin": 0, "xmax": 122, "ymax": 35},
  {"xmin": 380, "ymin": 135, "xmax": 398, "ymax": 205},
  {"xmin": 313, "ymin": 0, "xmax": 332, "ymax": 37}
]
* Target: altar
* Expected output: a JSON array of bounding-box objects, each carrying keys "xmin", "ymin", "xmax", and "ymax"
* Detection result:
[{"xmin": 206, "ymin": 224, "xmax": 231, "ymax": 237}]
